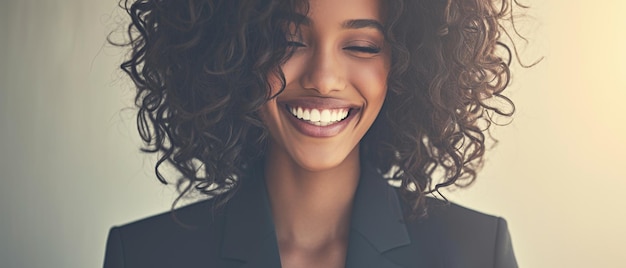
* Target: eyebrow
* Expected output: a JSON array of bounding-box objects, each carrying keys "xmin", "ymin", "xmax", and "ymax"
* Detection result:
[
  {"xmin": 287, "ymin": 14, "xmax": 384, "ymax": 33},
  {"xmin": 342, "ymin": 19, "xmax": 384, "ymax": 33}
]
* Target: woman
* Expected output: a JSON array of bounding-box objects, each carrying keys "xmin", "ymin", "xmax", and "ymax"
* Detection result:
[{"xmin": 105, "ymin": 0, "xmax": 521, "ymax": 267}]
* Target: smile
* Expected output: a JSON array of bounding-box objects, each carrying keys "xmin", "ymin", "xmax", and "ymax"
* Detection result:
[
  {"xmin": 281, "ymin": 102, "xmax": 359, "ymax": 138},
  {"xmin": 287, "ymin": 106, "xmax": 350, "ymax": 126}
]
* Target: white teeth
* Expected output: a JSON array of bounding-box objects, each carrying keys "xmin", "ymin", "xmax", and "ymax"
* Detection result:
[
  {"xmin": 288, "ymin": 106, "xmax": 350, "ymax": 125},
  {"xmin": 310, "ymin": 109, "xmax": 321, "ymax": 122},
  {"xmin": 303, "ymin": 109, "xmax": 311, "ymax": 120},
  {"xmin": 320, "ymin": 109, "xmax": 331, "ymax": 122},
  {"xmin": 297, "ymin": 107, "xmax": 303, "ymax": 119}
]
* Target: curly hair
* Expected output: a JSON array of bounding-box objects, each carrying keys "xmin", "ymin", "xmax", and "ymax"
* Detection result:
[{"xmin": 117, "ymin": 0, "xmax": 523, "ymax": 218}]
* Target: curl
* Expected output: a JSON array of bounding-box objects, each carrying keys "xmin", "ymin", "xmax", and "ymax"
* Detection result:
[
  {"xmin": 115, "ymin": 0, "xmax": 309, "ymax": 210},
  {"xmin": 362, "ymin": 0, "xmax": 530, "ymax": 219}
]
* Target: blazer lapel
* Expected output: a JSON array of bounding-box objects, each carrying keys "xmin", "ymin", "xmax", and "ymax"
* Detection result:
[
  {"xmin": 346, "ymin": 164, "xmax": 427, "ymax": 268},
  {"xmin": 349, "ymin": 165, "xmax": 469, "ymax": 268},
  {"xmin": 220, "ymin": 169, "xmax": 282, "ymax": 267}
]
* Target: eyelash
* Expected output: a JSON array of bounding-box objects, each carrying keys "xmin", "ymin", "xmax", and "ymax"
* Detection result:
[
  {"xmin": 344, "ymin": 46, "xmax": 381, "ymax": 54},
  {"xmin": 286, "ymin": 42, "xmax": 381, "ymax": 54}
]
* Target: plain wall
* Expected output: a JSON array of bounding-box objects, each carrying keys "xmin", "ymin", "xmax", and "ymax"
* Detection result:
[{"xmin": 1, "ymin": 1, "xmax": 625, "ymax": 267}]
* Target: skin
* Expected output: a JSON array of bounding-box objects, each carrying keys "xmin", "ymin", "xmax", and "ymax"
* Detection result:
[{"xmin": 260, "ymin": 0, "xmax": 390, "ymax": 266}]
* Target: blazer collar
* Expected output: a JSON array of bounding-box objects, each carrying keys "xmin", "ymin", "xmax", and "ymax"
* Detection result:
[
  {"xmin": 345, "ymin": 164, "xmax": 411, "ymax": 267},
  {"xmin": 220, "ymin": 166, "xmax": 281, "ymax": 266},
  {"xmin": 220, "ymin": 162, "xmax": 412, "ymax": 267}
]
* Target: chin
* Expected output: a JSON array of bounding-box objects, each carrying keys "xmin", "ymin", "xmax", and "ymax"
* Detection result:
[{"xmin": 289, "ymin": 145, "xmax": 358, "ymax": 173}]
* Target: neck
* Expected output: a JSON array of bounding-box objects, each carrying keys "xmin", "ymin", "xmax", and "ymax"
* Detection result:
[{"xmin": 264, "ymin": 143, "xmax": 360, "ymax": 249}]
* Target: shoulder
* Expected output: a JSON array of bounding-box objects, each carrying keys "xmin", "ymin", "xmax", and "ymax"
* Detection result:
[
  {"xmin": 114, "ymin": 199, "xmax": 216, "ymax": 232},
  {"xmin": 424, "ymin": 198, "xmax": 507, "ymax": 239},
  {"xmin": 398, "ymin": 198, "xmax": 518, "ymax": 267},
  {"xmin": 103, "ymin": 199, "xmax": 236, "ymax": 268}
]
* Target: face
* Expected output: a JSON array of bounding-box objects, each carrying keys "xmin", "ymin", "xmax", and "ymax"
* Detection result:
[{"xmin": 260, "ymin": 0, "xmax": 390, "ymax": 172}]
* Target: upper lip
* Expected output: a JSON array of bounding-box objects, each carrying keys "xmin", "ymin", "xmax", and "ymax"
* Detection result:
[{"xmin": 278, "ymin": 97, "xmax": 361, "ymax": 110}]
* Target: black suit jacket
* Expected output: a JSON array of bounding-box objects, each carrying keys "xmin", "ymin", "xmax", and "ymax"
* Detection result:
[{"xmin": 104, "ymin": 164, "xmax": 518, "ymax": 268}]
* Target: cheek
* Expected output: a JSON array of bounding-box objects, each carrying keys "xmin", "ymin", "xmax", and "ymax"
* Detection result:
[
  {"xmin": 349, "ymin": 60, "xmax": 389, "ymax": 102},
  {"xmin": 259, "ymin": 99, "xmax": 286, "ymax": 145},
  {"xmin": 267, "ymin": 56, "xmax": 303, "ymax": 97},
  {"xmin": 260, "ymin": 76, "xmax": 281, "ymax": 126},
  {"xmin": 278, "ymin": 56, "xmax": 307, "ymax": 87}
]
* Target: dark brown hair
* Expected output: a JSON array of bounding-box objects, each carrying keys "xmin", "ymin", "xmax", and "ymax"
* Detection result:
[{"xmin": 117, "ymin": 0, "xmax": 526, "ymax": 217}]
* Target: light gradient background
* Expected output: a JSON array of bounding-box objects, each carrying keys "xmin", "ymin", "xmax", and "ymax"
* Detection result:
[{"xmin": 1, "ymin": 1, "xmax": 625, "ymax": 267}]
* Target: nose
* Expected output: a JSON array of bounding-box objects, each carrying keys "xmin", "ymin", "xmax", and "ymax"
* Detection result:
[{"xmin": 300, "ymin": 46, "xmax": 347, "ymax": 95}]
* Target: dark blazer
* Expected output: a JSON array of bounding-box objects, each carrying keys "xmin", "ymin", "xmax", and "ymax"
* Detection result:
[{"xmin": 104, "ymin": 164, "xmax": 518, "ymax": 268}]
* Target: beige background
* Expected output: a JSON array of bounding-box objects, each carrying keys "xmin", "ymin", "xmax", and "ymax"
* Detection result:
[{"xmin": 1, "ymin": 1, "xmax": 625, "ymax": 267}]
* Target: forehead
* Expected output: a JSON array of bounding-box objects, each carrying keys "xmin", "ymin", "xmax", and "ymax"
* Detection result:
[{"xmin": 306, "ymin": 0, "xmax": 384, "ymax": 23}]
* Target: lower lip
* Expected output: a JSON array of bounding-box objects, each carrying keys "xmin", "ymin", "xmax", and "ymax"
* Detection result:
[{"xmin": 283, "ymin": 107, "xmax": 357, "ymax": 138}]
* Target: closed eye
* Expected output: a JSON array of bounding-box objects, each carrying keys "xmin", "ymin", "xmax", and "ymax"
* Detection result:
[{"xmin": 344, "ymin": 46, "xmax": 381, "ymax": 54}]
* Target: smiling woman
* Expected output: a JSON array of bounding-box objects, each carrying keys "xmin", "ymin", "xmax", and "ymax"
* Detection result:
[
  {"xmin": 105, "ymin": 0, "xmax": 521, "ymax": 267},
  {"xmin": 261, "ymin": 0, "xmax": 390, "ymax": 174}
]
